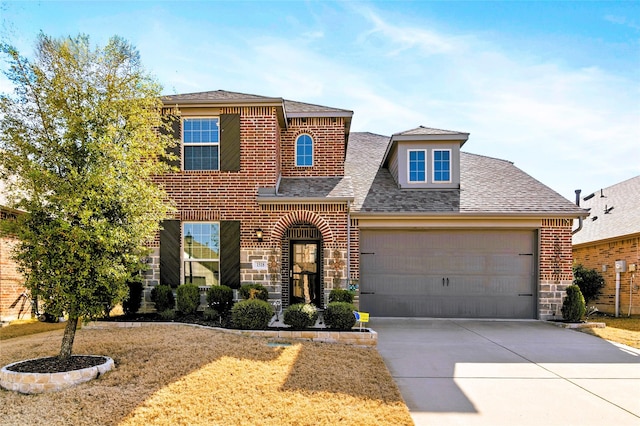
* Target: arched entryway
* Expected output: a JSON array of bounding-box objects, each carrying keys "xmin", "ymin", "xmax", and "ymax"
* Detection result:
[{"xmin": 281, "ymin": 223, "xmax": 324, "ymax": 309}]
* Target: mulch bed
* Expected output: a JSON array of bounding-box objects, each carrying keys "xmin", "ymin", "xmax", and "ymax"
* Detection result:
[{"xmin": 6, "ymin": 355, "xmax": 107, "ymax": 373}]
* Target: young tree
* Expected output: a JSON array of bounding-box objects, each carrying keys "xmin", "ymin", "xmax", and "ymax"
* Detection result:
[{"xmin": 0, "ymin": 34, "xmax": 176, "ymax": 359}]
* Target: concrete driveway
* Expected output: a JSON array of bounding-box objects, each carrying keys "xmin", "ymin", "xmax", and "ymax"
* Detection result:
[{"xmin": 370, "ymin": 318, "xmax": 640, "ymax": 426}]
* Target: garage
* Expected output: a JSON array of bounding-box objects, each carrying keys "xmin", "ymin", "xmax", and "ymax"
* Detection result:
[{"xmin": 359, "ymin": 229, "xmax": 537, "ymax": 318}]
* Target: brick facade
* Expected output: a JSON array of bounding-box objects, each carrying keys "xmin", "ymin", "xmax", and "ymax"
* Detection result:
[
  {"xmin": 145, "ymin": 103, "xmax": 351, "ymax": 311},
  {"xmin": 573, "ymin": 236, "xmax": 640, "ymax": 315},
  {"xmin": 538, "ymin": 219, "xmax": 575, "ymax": 319},
  {"xmin": 0, "ymin": 209, "xmax": 29, "ymax": 323}
]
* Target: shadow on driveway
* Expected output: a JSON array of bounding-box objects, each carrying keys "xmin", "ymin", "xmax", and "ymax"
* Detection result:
[{"xmin": 372, "ymin": 318, "xmax": 640, "ymax": 426}]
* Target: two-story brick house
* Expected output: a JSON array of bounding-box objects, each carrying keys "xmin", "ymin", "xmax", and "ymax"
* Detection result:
[{"xmin": 143, "ymin": 90, "xmax": 587, "ymax": 320}]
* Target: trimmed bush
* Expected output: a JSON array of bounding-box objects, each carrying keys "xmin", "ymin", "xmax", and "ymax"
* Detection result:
[
  {"xmin": 123, "ymin": 276, "xmax": 143, "ymax": 316},
  {"xmin": 207, "ymin": 285, "xmax": 234, "ymax": 315},
  {"xmin": 231, "ymin": 299, "xmax": 274, "ymax": 329},
  {"xmin": 239, "ymin": 283, "xmax": 269, "ymax": 301},
  {"xmin": 283, "ymin": 303, "xmax": 319, "ymax": 330},
  {"xmin": 159, "ymin": 309, "xmax": 176, "ymax": 321},
  {"xmin": 176, "ymin": 283, "xmax": 200, "ymax": 315},
  {"xmin": 324, "ymin": 302, "xmax": 357, "ymax": 330},
  {"xmin": 203, "ymin": 307, "xmax": 220, "ymax": 322},
  {"xmin": 561, "ymin": 284, "xmax": 586, "ymax": 322},
  {"xmin": 328, "ymin": 288, "xmax": 354, "ymax": 304},
  {"xmin": 150, "ymin": 285, "xmax": 175, "ymax": 312},
  {"xmin": 573, "ymin": 264, "xmax": 605, "ymax": 305}
]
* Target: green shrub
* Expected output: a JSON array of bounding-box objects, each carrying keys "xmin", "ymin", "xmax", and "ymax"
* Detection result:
[
  {"xmin": 207, "ymin": 285, "xmax": 234, "ymax": 315},
  {"xmin": 239, "ymin": 283, "xmax": 269, "ymax": 301},
  {"xmin": 231, "ymin": 299, "xmax": 274, "ymax": 329},
  {"xmin": 324, "ymin": 302, "xmax": 357, "ymax": 330},
  {"xmin": 561, "ymin": 284, "xmax": 586, "ymax": 322},
  {"xmin": 283, "ymin": 303, "xmax": 318, "ymax": 330},
  {"xmin": 150, "ymin": 285, "xmax": 175, "ymax": 312},
  {"xmin": 203, "ymin": 307, "xmax": 220, "ymax": 322},
  {"xmin": 573, "ymin": 264, "xmax": 605, "ymax": 305},
  {"xmin": 328, "ymin": 288, "xmax": 354, "ymax": 304},
  {"xmin": 176, "ymin": 283, "xmax": 200, "ymax": 315},
  {"xmin": 159, "ymin": 309, "xmax": 176, "ymax": 321},
  {"xmin": 123, "ymin": 276, "xmax": 143, "ymax": 316}
]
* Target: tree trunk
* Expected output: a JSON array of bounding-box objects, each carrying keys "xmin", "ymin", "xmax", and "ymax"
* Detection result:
[{"xmin": 59, "ymin": 316, "xmax": 79, "ymax": 360}]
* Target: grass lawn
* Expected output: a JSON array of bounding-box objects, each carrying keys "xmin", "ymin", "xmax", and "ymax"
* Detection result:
[
  {"xmin": 0, "ymin": 324, "xmax": 413, "ymax": 426},
  {"xmin": 577, "ymin": 315, "xmax": 640, "ymax": 349}
]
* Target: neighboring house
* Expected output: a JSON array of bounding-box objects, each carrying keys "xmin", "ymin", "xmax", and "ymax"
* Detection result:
[
  {"xmin": 145, "ymin": 90, "xmax": 586, "ymax": 320},
  {"xmin": 0, "ymin": 181, "xmax": 28, "ymax": 324},
  {"xmin": 572, "ymin": 176, "xmax": 640, "ymax": 316}
]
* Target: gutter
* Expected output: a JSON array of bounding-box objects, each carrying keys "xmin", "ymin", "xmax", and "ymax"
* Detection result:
[{"xmin": 571, "ymin": 189, "xmax": 584, "ymax": 235}]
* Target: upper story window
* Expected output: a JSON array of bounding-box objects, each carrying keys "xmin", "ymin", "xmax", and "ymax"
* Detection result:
[
  {"xmin": 183, "ymin": 118, "xmax": 219, "ymax": 171},
  {"xmin": 408, "ymin": 149, "xmax": 426, "ymax": 182},
  {"xmin": 295, "ymin": 134, "xmax": 313, "ymax": 167},
  {"xmin": 433, "ymin": 149, "xmax": 451, "ymax": 182},
  {"xmin": 183, "ymin": 222, "xmax": 220, "ymax": 286}
]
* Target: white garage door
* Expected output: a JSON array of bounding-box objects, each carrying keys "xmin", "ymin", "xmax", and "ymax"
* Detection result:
[{"xmin": 359, "ymin": 229, "xmax": 537, "ymax": 318}]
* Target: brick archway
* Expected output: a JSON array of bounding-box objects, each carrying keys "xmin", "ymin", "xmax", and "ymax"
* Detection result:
[{"xmin": 271, "ymin": 211, "xmax": 334, "ymax": 244}]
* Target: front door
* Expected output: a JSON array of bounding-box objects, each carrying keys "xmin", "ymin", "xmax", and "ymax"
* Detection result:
[{"xmin": 290, "ymin": 242, "xmax": 321, "ymax": 307}]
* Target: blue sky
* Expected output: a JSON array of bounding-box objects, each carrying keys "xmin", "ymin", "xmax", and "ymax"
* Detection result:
[{"xmin": 2, "ymin": 0, "xmax": 639, "ymax": 202}]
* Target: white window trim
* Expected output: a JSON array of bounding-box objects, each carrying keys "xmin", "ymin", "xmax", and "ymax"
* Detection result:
[
  {"xmin": 407, "ymin": 149, "xmax": 427, "ymax": 183},
  {"xmin": 295, "ymin": 133, "xmax": 314, "ymax": 167},
  {"xmin": 182, "ymin": 222, "xmax": 220, "ymax": 286},
  {"xmin": 182, "ymin": 117, "xmax": 220, "ymax": 171},
  {"xmin": 432, "ymin": 149, "xmax": 452, "ymax": 183}
]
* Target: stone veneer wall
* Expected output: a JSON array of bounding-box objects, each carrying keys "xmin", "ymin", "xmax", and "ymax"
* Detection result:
[
  {"xmin": 573, "ymin": 236, "xmax": 639, "ymax": 315},
  {"xmin": 538, "ymin": 219, "xmax": 575, "ymax": 319}
]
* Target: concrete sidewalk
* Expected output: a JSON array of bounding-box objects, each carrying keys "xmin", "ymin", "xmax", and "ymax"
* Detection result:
[{"xmin": 371, "ymin": 318, "xmax": 640, "ymax": 426}]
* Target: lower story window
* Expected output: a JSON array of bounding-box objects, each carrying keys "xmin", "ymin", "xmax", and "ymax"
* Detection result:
[{"xmin": 183, "ymin": 222, "xmax": 220, "ymax": 286}]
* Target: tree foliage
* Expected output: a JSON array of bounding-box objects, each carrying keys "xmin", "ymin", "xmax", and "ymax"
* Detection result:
[
  {"xmin": 572, "ymin": 264, "xmax": 605, "ymax": 305},
  {"xmin": 0, "ymin": 33, "xmax": 176, "ymax": 358}
]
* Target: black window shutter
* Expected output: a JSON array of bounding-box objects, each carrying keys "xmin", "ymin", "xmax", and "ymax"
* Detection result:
[
  {"xmin": 220, "ymin": 221, "xmax": 240, "ymax": 289},
  {"xmin": 160, "ymin": 219, "xmax": 181, "ymax": 288},
  {"xmin": 160, "ymin": 115, "xmax": 181, "ymax": 169},
  {"xmin": 220, "ymin": 114, "xmax": 240, "ymax": 171}
]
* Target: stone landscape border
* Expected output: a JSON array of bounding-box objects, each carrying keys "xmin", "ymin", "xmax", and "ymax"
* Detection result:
[{"xmin": 0, "ymin": 355, "xmax": 114, "ymax": 394}]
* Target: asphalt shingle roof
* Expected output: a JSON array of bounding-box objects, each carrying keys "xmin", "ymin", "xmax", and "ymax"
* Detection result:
[
  {"xmin": 393, "ymin": 126, "xmax": 468, "ymax": 137},
  {"xmin": 161, "ymin": 90, "xmax": 279, "ymax": 103},
  {"xmin": 572, "ymin": 175, "xmax": 640, "ymax": 245},
  {"xmin": 161, "ymin": 90, "xmax": 352, "ymax": 116},
  {"xmin": 276, "ymin": 177, "xmax": 354, "ymax": 199},
  {"xmin": 346, "ymin": 132, "xmax": 586, "ymax": 216}
]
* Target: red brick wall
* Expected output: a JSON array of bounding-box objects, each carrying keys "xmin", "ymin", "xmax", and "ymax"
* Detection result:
[
  {"xmin": 281, "ymin": 118, "xmax": 346, "ymax": 177},
  {"xmin": 539, "ymin": 219, "xmax": 574, "ymax": 283},
  {"xmin": 151, "ymin": 106, "xmax": 350, "ymax": 290},
  {"xmin": 0, "ymin": 233, "xmax": 29, "ymax": 323},
  {"xmin": 573, "ymin": 236, "xmax": 640, "ymax": 315}
]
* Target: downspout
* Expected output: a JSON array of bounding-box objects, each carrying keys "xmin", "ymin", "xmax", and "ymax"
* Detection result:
[
  {"xmin": 571, "ymin": 189, "xmax": 583, "ymax": 235},
  {"xmin": 346, "ymin": 200, "xmax": 351, "ymax": 289}
]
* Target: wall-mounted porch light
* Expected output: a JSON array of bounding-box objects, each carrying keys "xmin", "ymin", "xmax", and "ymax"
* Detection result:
[{"xmin": 255, "ymin": 228, "xmax": 264, "ymax": 242}]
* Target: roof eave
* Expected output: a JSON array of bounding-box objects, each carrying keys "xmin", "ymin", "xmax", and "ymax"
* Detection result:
[
  {"xmin": 351, "ymin": 211, "xmax": 586, "ymax": 219},
  {"xmin": 573, "ymin": 231, "xmax": 640, "ymax": 248},
  {"xmin": 161, "ymin": 97, "xmax": 287, "ymax": 128},
  {"xmin": 257, "ymin": 196, "xmax": 354, "ymax": 204}
]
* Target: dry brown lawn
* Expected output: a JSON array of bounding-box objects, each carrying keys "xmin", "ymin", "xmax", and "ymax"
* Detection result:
[
  {"xmin": 0, "ymin": 324, "xmax": 413, "ymax": 426},
  {"xmin": 0, "ymin": 319, "xmax": 67, "ymax": 340},
  {"xmin": 578, "ymin": 315, "xmax": 640, "ymax": 349}
]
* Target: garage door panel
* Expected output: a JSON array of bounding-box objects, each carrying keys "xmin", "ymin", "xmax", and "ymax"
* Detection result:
[{"xmin": 360, "ymin": 229, "xmax": 537, "ymax": 319}]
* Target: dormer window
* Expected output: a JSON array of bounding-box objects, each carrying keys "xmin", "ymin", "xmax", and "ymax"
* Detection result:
[
  {"xmin": 408, "ymin": 150, "xmax": 426, "ymax": 182},
  {"xmin": 295, "ymin": 134, "xmax": 313, "ymax": 167},
  {"xmin": 433, "ymin": 149, "xmax": 451, "ymax": 182}
]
